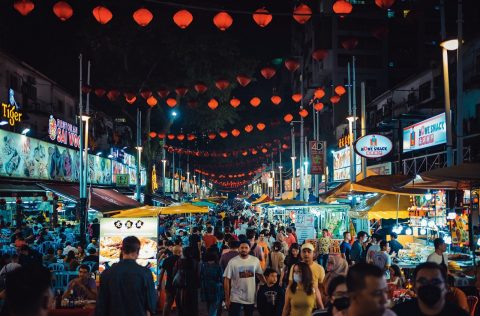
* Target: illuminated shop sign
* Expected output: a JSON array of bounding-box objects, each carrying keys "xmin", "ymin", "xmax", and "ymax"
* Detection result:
[
  {"xmin": 1, "ymin": 89, "xmax": 23, "ymax": 126},
  {"xmin": 332, "ymin": 147, "xmax": 361, "ymax": 181},
  {"xmin": 403, "ymin": 113, "xmax": 446, "ymax": 153},
  {"xmin": 354, "ymin": 134, "xmax": 393, "ymax": 159},
  {"xmin": 48, "ymin": 115, "xmax": 80, "ymax": 148}
]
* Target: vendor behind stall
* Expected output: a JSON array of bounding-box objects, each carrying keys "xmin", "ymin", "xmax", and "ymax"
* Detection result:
[{"xmin": 427, "ymin": 238, "xmax": 448, "ymax": 271}]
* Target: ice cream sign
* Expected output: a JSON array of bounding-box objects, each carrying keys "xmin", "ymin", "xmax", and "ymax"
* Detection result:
[
  {"xmin": 354, "ymin": 134, "xmax": 393, "ymax": 159},
  {"xmin": 402, "ymin": 113, "xmax": 446, "ymax": 153},
  {"xmin": 1, "ymin": 89, "xmax": 22, "ymax": 126},
  {"xmin": 48, "ymin": 115, "xmax": 80, "ymax": 148}
]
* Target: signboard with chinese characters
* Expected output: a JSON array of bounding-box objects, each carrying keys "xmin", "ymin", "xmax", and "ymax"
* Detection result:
[
  {"xmin": 354, "ymin": 134, "xmax": 393, "ymax": 159},
  {"xmin": 294, "ymin": 209, "xmax": 316, "ymax": 244},
  {"xmin": 309, "ymin": 141, "xmax": 326, "ymax": 174},
  {"xmin": 403, "ymin": 113, "xmax": 446, "ymax": 153},
  {"xmin": 332, "ymin": 147, "xmax": 361, "ymax": 181},
  {"xmin": 48, "ymin": 115, "xmax": 80, "ymax": 148},
  {"xmin": 1, "ymin": 89, "xmax": 22, "ymax": 127},
  {"xmin": 338, "ymin": 134, "xmax": 352, "ymax": 148},
  {"xmin": 99, "ymin": 218, "xmax": 158, "ymax": 284}
]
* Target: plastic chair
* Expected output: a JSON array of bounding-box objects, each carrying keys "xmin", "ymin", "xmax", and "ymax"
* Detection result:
[
  {"xmin": 51, "ymin": 271, "xmax": 70, "ymax": 292},
  {"xmin": 48, "ymin": 263, "xmax": 65, "ymax": 272},
  {"xmin": 468, "ymin": 295, "xmax": 478, "ymax": 316},
  {"xmin": 81, "ymin": 261, "xmax": 98, "ymax": 272}
]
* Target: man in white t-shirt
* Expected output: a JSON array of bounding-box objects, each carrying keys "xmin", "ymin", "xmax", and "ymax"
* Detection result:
[
  {"xmin": 366, "ymin": 234, "xmax": 381, "ymax": 264},
  {"xmin": 427, "ymin": 237, "xmax": 448, "ymax": 271},
  {"xmin": 372, "ymin": 240, "xmax": 392, "ymax": 280},
  {"xmin": 224, "ymin": 240, "xmax": 265, "ymax": 316}
]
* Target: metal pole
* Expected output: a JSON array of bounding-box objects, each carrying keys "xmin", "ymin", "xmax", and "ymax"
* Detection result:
[
  {"xmin": 136, "ymin": 109, "xmax": 142, "ymax": 202},
  {"xmin": 352, "ymin": 56, "xmax": 357, "ymax": 179},
  {"xmin": 279, "ymin": 144, "xmax": 283, "ymax": 198},
  {"xmin": 86, "ymin": 61, "xmax": 91, "ymax": 115},
  {"xmin": 291, "ymin": 125, "xmax": 296, "ymax": 197},
  {"xmin": 347, "ymin": 62, "xmax": 352, "ymax": 116},
  {"xmin": 78, "ymin": 54, "xmax": 87, "ymax": 243},
  {"xmin": 172, "ymin": 152, "xmax": 175, "ymax": 199},
  {"xmin": 361, "ymin": 82, "xmax": 367, "ymax": 179},
  {"xmin": 162, "ymin": 147, "xmax": 166, "ymax": 196},
  {"xmin": 300, "ymin": 58, "xmax": 305, "ymax": 202},
  {"xmin": 456, "ymin": 0, "xmax": 463, "ymax": 165}
]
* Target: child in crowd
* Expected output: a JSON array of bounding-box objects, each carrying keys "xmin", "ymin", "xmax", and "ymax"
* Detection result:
[{"xmin": 256, "ymin": 268, "xmax": 285, "ymax": 316}]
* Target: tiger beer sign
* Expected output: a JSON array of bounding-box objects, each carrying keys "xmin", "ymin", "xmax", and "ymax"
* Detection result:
[{"xmin": 309, "ymin": 141, "xmax": 326, "ymax": 174}]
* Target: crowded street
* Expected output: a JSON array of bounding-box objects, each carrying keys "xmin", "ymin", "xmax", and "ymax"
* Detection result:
[{"xmin": 0, "ymin": 0, "xmax": 479, "ymax": 315}]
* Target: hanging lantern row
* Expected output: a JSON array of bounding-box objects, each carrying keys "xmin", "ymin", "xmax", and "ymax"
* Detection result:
[{"xmin": 194, "ymin": 168, "xmax": 259, "ymax": 179}]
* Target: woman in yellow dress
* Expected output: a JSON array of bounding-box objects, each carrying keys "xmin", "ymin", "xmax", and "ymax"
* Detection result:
[{"xmin": 282, "ymin": 261, "xmax": 318, "ymax": 316}]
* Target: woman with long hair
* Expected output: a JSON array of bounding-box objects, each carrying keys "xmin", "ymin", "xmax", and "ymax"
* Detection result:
[
  {"xmin": 175, "ymin": 246, "xmax": 200, "ymax": 316},
  {"xmin": 282, "ymin": 262, "xmax": 320, "ymax": 316},
  {"xmin": 282, "ymin": 243, "xmax": 300, "ymax": 287},
  {"xmin": 64, "ymin": 250, "xmax": 79, "ymax": 271}
]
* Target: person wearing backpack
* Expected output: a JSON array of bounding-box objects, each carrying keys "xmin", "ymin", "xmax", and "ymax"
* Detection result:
[
  {"xmin": 200, "ymin": 248, "xmax": 223, "ymax": 316},
  {"xmin": 174, "ymin": 246, "xmax": 200, "ymax": 316}
]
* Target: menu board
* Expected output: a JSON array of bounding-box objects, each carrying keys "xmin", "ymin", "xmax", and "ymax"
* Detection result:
[
  {"xmin": 99, "ymin": 218, "xmax": 158, "ymax": 283},
  {"xmin": 294, "ymin": 209, "xmax": 316, "ymax": 244}
]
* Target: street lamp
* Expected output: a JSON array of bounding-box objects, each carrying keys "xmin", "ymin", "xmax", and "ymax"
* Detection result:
[
  {"xmin": 21, "ymin": 128, "xmax": 30, "ymax": 135},
  {"xmin": 346, "ymin": 116, "xmax": 358, "ymax": 183},
  {"xmin": 161, "ymin": 159, "xmax": 167, "ymax": 196},
  {"xmin": 440, "ymin": 39, "xmax": 458, "ymax": 167}
]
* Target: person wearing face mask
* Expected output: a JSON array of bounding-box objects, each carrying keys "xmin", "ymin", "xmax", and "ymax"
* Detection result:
[
  {"xmin": 314, "ymin": 275, "xmax": 349, "ymax": 316},
  {"xmin": 282, "ymin": 262, "xmax": 321, "ymax": 316},
  {"xmin": 343, "ymin": 263, "xmax": 395, "ymax": 316},
  {"xmin": 392, "ymin": 262, "xmax": 469, "ymax": 316}
]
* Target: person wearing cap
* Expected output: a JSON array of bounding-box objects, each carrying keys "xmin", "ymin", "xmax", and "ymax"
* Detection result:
[
  {"xmin": 224, "ymin": 239, "xmax": 266, "ymax": 316},
  {"xmin": 288, "ymin": 242, "xmax": 325, "ymax": 309}
]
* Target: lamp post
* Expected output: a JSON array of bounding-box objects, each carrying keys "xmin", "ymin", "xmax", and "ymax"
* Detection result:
[
  {"xmin": 161, "ymin": 157, "xmax": 167, "ymax": 196},
  {"xmin": 290, "ymin": 124, "xmax": 296, "ymax": 198},
  {"xmin": 346, "ymin": 116, "xmax": 358, "ymax": 183},
  {"xmin": 440, "ymin": 39, "xmax": 458, "ymax": 167}
]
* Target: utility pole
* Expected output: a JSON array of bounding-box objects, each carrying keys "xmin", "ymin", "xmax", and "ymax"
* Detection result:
[
  {"xmin": 456, "ymin": 0, "xmax": 464, "ymax": 165},
  {"xmin": 361, "ymin": 82, "xmax": 367, "ymax": 179}
]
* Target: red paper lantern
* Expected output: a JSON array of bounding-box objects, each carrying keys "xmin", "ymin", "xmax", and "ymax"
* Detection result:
[
  {"xmin": 299, "ymin": 109, "xmax": 309, "ymax": 118},
  {"xmin": 242, "ymin": 151, "xmax": 248, "ymax": 156},
  {"xmin": 260, "ymin": 66, "xmax": 276, "ymax": 79},
  {"xmin": 375, "ymin": 0, "xmax": 395, "ymax": 9},
  {"xmin": 314, "ymin": 102, "xmax": 324, "ymax": 111},
  {"xmin": 244, "ymin": 125, "xmax": 254, "ymax": 133},
  {"xmin": 94, "ymin": 88, "xmax": 106, "ymax": 97},
  {"xmin": 106, "ymin": 90, "xmax": 120, "ymax": 101},
  {"xmin": 231, "ymin": 129, "xmax": 240, "ymax": 137},
  {"xmin": 149, "ymin": 132, "xmax": 157, "ymax": 138},
  {"xmin": 285, "ymin": 59, "xmax": 300, "ymax": 72},
  {"xmin": 53, "ymin": 1, "xmax": 73, "ymax": 21},
  {"xmin": 312, "ymin": 49, "xmax": 328, "ymax": 61},
  {"xmin": 230, "ymin": 98, "xmax": 241, "ymax": 108},
  {"xmin": 219, "ymin": 131, "xmax": 228, "ymax": 138},
  {"xmin": 158, "ymin": 133, "xmax": 166, "ymax": 139},
  {"xmin": 213, "ymin": 11, "xmax": 233, "ymax": 31},
  {"xmin": 215, "ymin": 79, "xmax": 230, "ymax": 90},
  {"xmin": 236, "ymin": 74, "xmax": 251, "ymax": 87},
  {"xmin": 187, "ymin": 134, "xmax": 196, "ymax": 141},
  {"xmin": 140, "ymin": 89, "xmax": 152, "ymax": 99},
  {"xmin": 282, "ymin": 144, "xmax": 289, "ymax": 149},
  {"xmin": 256, "ymin": 122, "xmax": 266, "ymax": 131},
  {"xmin": 251, "ymin": 149, "xmax": 258, "ymax": 155},
  {"xmin": 173, "ymin": 10, "xmax": 193, "ymax": 29},
  {"xmin": 262, "ymin": 148, "xmax": 268, "ymax": 154},
  {"xmin": 147, "ymin": 96, "xmax": 158, "ymax": 107},
  {"xmin": 194, "ymin": 83, "xmax": 208, "ymax": 94},
  {"xmin": 92, "ymin": 6, "xmax": 113, "ymax": 24},
  {"xmin": 177, "ymin": 134, "xmax": 185, "ymax": 141},
  {"xmin": 124, "ymin": 93, "xmax": 137, "ymax": 104},
  {"xmin": 208, "ymin": 133, "xmax": 217, "ymax": 140},
  {"xmin": 175, "ymin": 87, "xmax": 188, "ymax": 97},
  {"xmin": 271, "ymin": 95, "xmax": 282, "ymax": 105},
  {"xmin": 333, "ymin": 0, "xmax": 353, "ymax": 17},
  {"xmin": 342, "ymin": 38, "xmax": 359, "ymax": 50},
  {"xmin": 81, "ymin": 85, "xmax": 92, "ymax": 94},
  {"xmin": 166, "ymin": 98, "xmax": 177, "ymax": 107},
  {"xmin": 167, "ymin": 134, "xmax": 175, "ymax": 140},
  {"xmin": 252, "ymin": 8, "xmax": 272, "ymax": 28},
  {"xmin": 292, "ymin": 93, "xmax": 302, "ymax": 103},
  {"xmin": 208, "ymin": 98, "xmax": 219, "ymax": 110},
  {"xmin": 133, "ymin": 8, "xmax": 153, "ymax": 27},
  {"xmin": 14, "ymin": 0, "xmax": 35, "ymax": 16},
  {"xmin": 293, "ymin": 4, "xmax": 312, "ymax": 24},
  {"xmin": 250, "ymin": 97, "xmax": 261, "ymax": 107},
  {"xmin": 284, "ymin": 114, "xmax": 293, "ymax": 123},
  {"xmin": 314, "ymin": 88, "xmax": 325, "ymax": 99},
  {"xmin": 330, "ymin": 95, "xmax": 341, "ymax": 104},
  {"xmin": 157, "ymin": 88, "xmax": 169, "ymax": 98},
  {"xmin": 334, "ymin": 85, "xmax": 346, "ymax": 96}
]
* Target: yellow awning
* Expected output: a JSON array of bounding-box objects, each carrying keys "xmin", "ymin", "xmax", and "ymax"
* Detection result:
[
  {"xmin": 159, "ymin": 203, "xmax": 209, "ymax": 215},
  {"xmin": 111, "ymin": 203, "xmax": 209, "ymax": 218},
  {"xmin": 252, "ymin": 194, "xmax": 270, "ymax": 205},
  {"xmin": 111, "ymin": 206, "xmax": 163, "ymax": 218},
  {"xmin": 367, "ymin": 194, "xmax": 411, "ymax": 220}
]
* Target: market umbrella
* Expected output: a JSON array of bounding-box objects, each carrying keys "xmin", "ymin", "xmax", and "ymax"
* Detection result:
[
  {"xmin": 111, "ymin": 206, "xmax": 164, "ymax": 218},
  {"xmin": 159, "ymin": 203, "xmax": 209, "ymax": 215},
  {"xmin": 419, "ymin": 163, "xmax": 480, "ymax": 189}
]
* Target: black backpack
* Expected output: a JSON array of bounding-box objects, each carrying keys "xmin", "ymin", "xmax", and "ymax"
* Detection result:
[{"xmin": 172, "ymin": 259, "xmax": 187, "ymax": 289}]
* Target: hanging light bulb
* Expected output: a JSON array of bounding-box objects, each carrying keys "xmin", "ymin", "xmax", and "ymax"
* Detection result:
[
  {"xmin": 420, "ymin": 218, "xmax": 428, "ymax": 227},
  {"xmin": 444, "ymin": 236, "xmax": 452, "ymax": 244},
  {"xmin": 405, "ymin": 228, "xmax": 412, "ymax": 235},
  {"xmin": 427, "ymin": 220, "xmax": 435, "ymax": 228},
  {"xmin": 425, "ymin": 191, "xmax": 432, "ymax": 201},
  {"xmin": 420, "ymin": 228, "xmax": 427, "ymax": 235}
]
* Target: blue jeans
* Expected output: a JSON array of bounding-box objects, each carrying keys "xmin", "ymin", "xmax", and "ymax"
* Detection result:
[
  {"xmin": 206, "ymin": 297, "xmax": 222, "ymax": 316},
  {"xmin": 318, "ymin": 254, "xmax": 329, "ymax": 270},
  {"xmin": 228, "ymin": 302, "xmax": 254, "ymax": 316}
]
